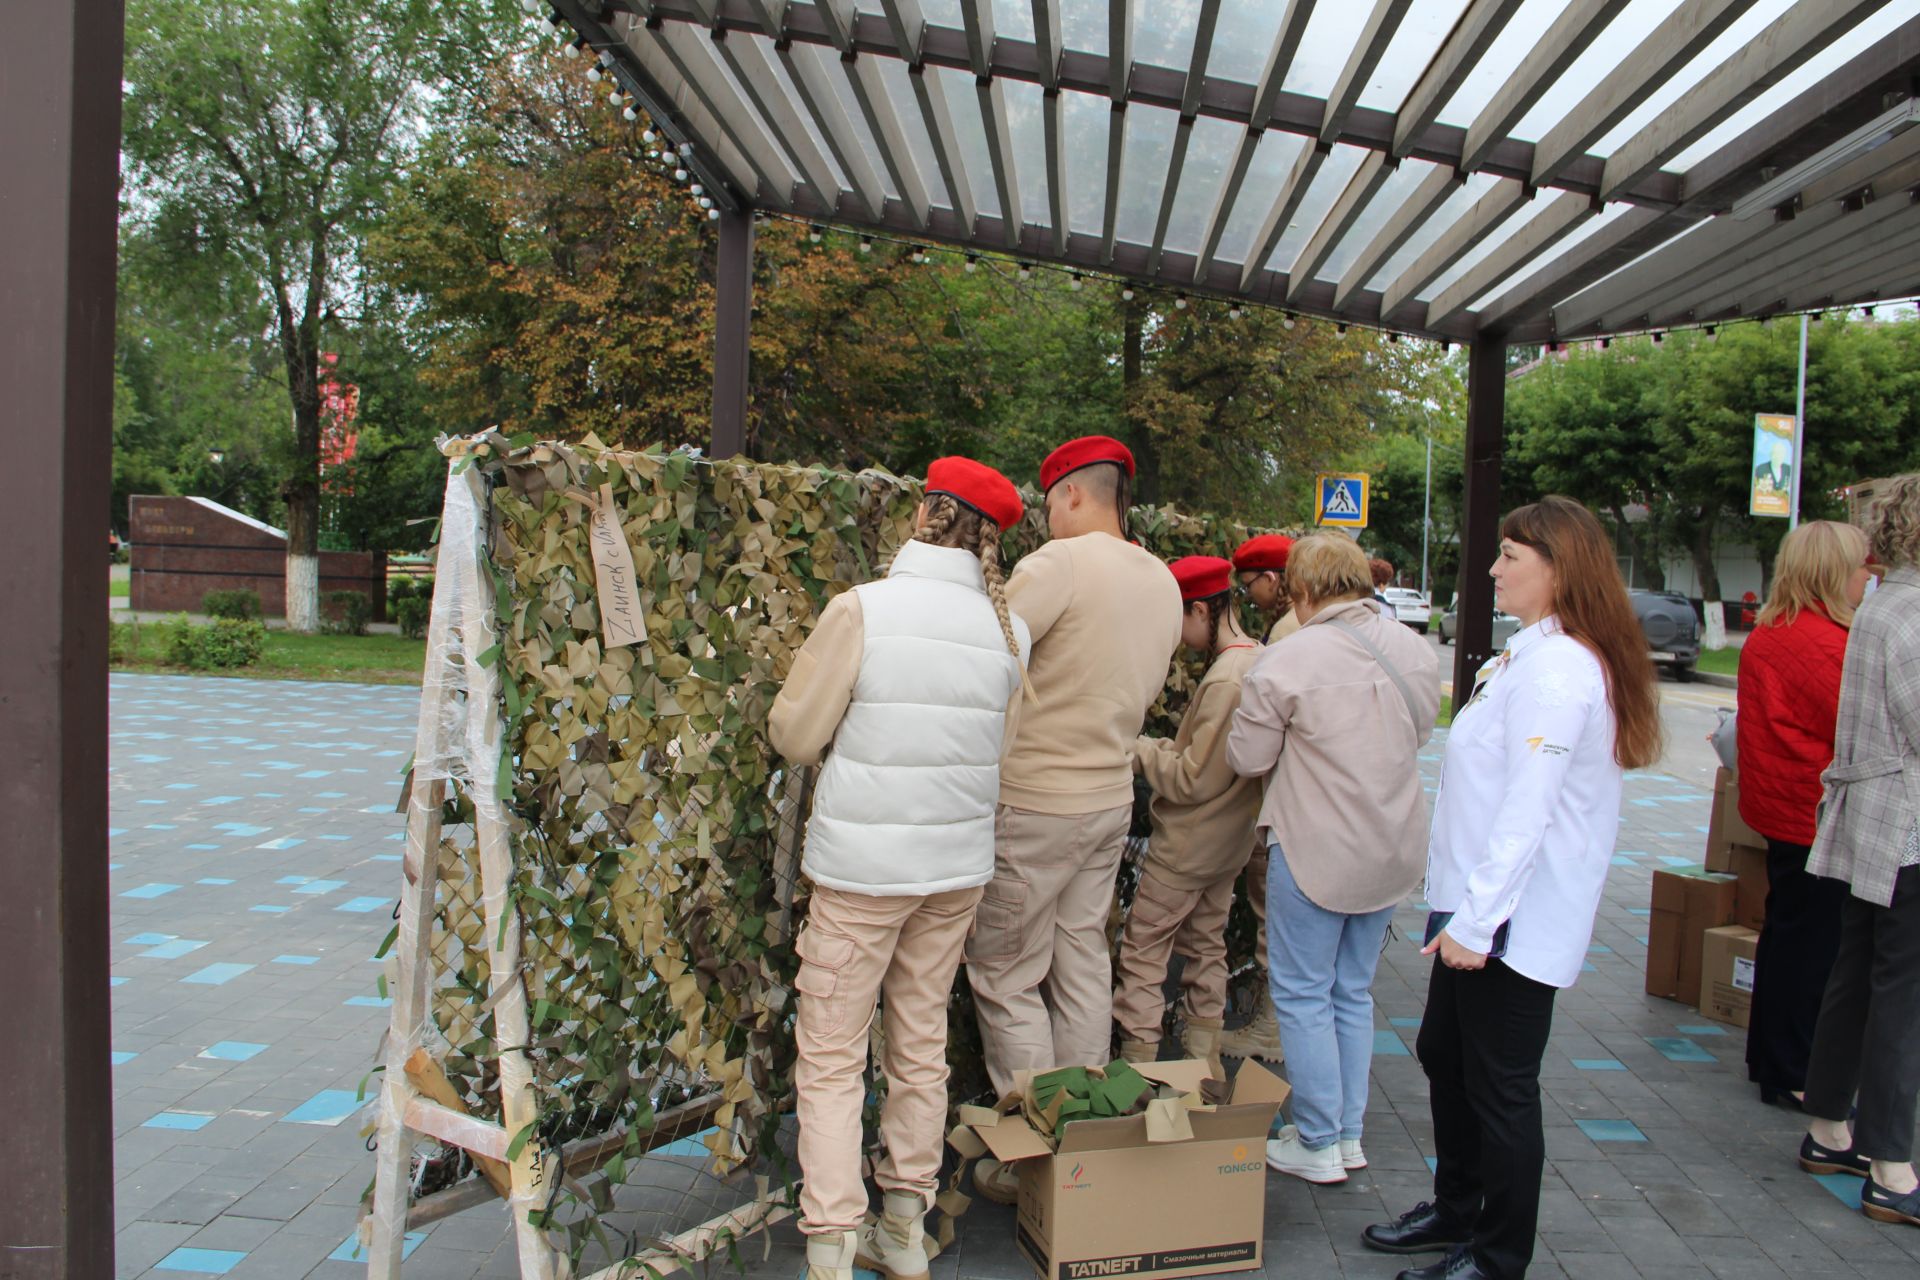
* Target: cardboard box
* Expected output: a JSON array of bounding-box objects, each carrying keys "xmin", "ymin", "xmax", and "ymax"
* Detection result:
[
  {"xmin": 1723, "ymin": 843, "xmax": 1770, "ymax": 932},
  {"xmin": 1705, "ymin": 767, "xmax": 1768, "ymax": 871},
  {"xmin": 960, "ymin": 1059, "xmax": 1290, "ymax": 1280},
  {"xmin": 1700, "ymin": 925, "xmax": 1760, "ymax": 1028},
  {"xmin": 1645, "ymin": 864, "xmax": 1738, "ymax": 1001}
]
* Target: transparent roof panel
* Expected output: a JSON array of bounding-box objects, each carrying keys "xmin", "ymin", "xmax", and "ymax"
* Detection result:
[
  {"xmin": 1420, "ymin": 188, "xmax": 1564, "ymax": 302},
  {"xmin": 935, "ymin": 65, "xmax": 1001, "ymax": 221},
  {"xmin": 1133, "ymin": 0, "xmax": 1206, "ymax": 74},
  {"xmin": 1466, "ymin": 201, "xmax": 1640, "ymax": 314},
  {"xmin": 1436, "ymin": 0, "xmax": 1581, "ymax": 131},
  {"xmin": 992, "ymin": 0, "xmax": 1036, "ymax": 45},
  {"xmin": 873, "ymin": 56, "xmax": 948, "ymax": 213},
  {"xmin": 1282, "ymin": 3, "xmax": 1367, "ymax": 99},
  {"xmin": 1113, "ymin": 102, "xmax": 1181, "ymax": 246},
  {"xmin": 1365, "ymin": 171, "xmax": 1503, "ymax": 293},
  {"xmin": 1316, "ymin": 158, "xmax": 1449, "ymax": 284},
  {"xmin": 1270, "ymin": 144, "xmax": 1368, "ymax": 271},
  {"xmin": 1002, "ymin": 78, "xmax": 1056, "ymax": 229},
  {"xmin": 745, "ymin": 34, "xmax": 851, "ymax": 195},
  {"xmin": 1505, "ymin": 0, "xmax": 1685, "ymax": 144},
  {"xmin": 1587, "ymin": 0, "xmax": 1795, "ymax": 158},
  {"xmin": 672, "ymin": 24, "xmax": 800, "ymax": 190},
  {"xmin": 813, "ymin": 43, "xmax": 902, "ymax": 201},
  {"xmin": 1355, "ymin": 0, "xmax": 1473, "ymax": 114},
  {"xmin": 1208, "ymin": 0, "xmax": 1285, "ymax": 86},
  {"xmin": 1162, "ymin": 115, "xmax": 1246, "ymax": 255},
  {"xmin": 1063, "ymin": 90, "xmax": 1111, "ymax": 234},
  {"xmin": 1213, "ymin": 130, "xmax": 1311, "ymax": 267}
]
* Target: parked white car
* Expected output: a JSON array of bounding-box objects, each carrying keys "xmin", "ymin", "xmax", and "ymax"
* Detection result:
[{"xmin": 1380, "ymin": 588, "xmax": 1431, "ymax": 634}]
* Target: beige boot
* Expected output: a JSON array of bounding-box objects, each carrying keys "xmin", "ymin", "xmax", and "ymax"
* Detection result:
[
  {"xmin": 856, "ymin": 1190, "xmax": 932, "ymax": 1280},
  {"xmin": 1182, "ymin": 1016, "xmax": 1225, "ymax": 1079},
  {"xmin": 972, "ymin": 1156, "xmax": 1021, "ymax": 1206},
  {"xmin": 1118, "ymin": 1037, "xmax": 1159, "ymax": 1064},
  {"xmin": 806, "ymin": 1229, "xmax": 859, "ymax": 1280},
  {"xmin": 1218, "ymin": 1002, "xmax": 1284, "ymax": 1063}
]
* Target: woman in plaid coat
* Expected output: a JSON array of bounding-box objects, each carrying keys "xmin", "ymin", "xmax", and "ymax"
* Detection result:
[{"xmin": 1798, "ymin": 472, "xmax": 1920, "ymax": 1229}]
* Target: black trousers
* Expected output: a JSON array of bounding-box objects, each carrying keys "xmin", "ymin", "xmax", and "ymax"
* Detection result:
[
  {"xmin": 1803, "ymin": 864, "xmax": 1920, "ymax": 1161},
  {"xmin": 1416, "ymin": 959, "xmax": 1557, "ymax": 1280},
  {"xmin": 1746, "ymin": 838, "xmax": 1848, "ymax": 1093}
]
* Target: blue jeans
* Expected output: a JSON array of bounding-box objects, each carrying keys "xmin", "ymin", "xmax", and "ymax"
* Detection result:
[{"xmin": 1265, "ymin": 843, "xmax": 1396, "ymax": 1149}]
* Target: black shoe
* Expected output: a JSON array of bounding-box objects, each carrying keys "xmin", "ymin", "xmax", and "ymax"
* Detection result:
[
  {"xmin": 1862, "ymin": 1178, "xmax": 1920, "ymax": 1227},
  {"xmin": 1363, "ymin": 1201, "xmax": 1473, "ymax": 1255},
  {"xmin": 1799, "ymin": 1132, "xmax": 1870, "ymax": 1178},
  {"xmin": 1760, "ymin": 1085, "xmax": 1805, "ymax": 1112},
  {"xmin": 1395, "ymin": 1247, "xmax": 1494, "ymax": 1280}
]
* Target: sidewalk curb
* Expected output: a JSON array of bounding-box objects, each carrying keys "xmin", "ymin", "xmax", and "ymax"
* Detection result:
[{"xmin": 1695, "ymin": 671, "xmax": 1737, "ymax": 691}]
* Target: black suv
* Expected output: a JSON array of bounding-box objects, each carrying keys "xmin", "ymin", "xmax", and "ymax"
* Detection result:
[{"xmin": 1630, "ymin": 590, "xmax": 1701, "ymax": 681}]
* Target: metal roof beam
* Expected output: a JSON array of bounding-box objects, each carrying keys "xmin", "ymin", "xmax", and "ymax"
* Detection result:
[
  {"xmin": 845, "ymin": 51, "xmax": 932, "ymax": 230},
  {"xmin": 1181, "ymin": 0, "xmax": 1223, "ymax": 120},
  {"xmin": 877, "ymin": 0, "xmax": 926, "ymax": 61},
  {"xmin": 1471, "ymin": 206, "xmax": 1664, "ymax": 333},
  {"xmin": 1426, "ymin": 191, "xmax": 1593, "ymax": 328},
  {"xmin": 960, "ymin": 0, "xmax": 992, "ymax": 78},
  {"xmin": 1194, "ymin": 128, "xmax": 1262, "ymax": 280},
  {"xmin": 909, "ymin": 62, "xmax": 977, "ymax": 231},
  {"xmin": 1530, "ymin": 0, "xmax": 1759, "ymax": 189},
  {"xmin": 709, "ymin": 29, "xmax": 842, "ymax": 216},
  {"xmin": 1100, "ymin": 104, "xmax": 1127, "ymax": 264},
  {"xmin": 1378, "ymin": 178, "xmax": 1527, "ymax": 318},
  {"xmin": 1108, "ymin": 0, "xmax": 1132, "ymax": 103},
  {"xmin": 1333, "ymin": 162, "xmax": 1462, "ymax": 309},
  {"xmin": 1149, "ymin": 116, "xmax": 1195, "ymax": 275},
  {"xmin": 631, "ymin": 17, "xmax": 792, "ymax": 205},
  {"xmin": 742, "ymin": 0, "xmax": 787, "ymax": 39},
  {"xmin": 1393, "ymin": 0, "xmax": 1527, "ymax": 159},
  {"xmin": 1598, "ymin": 0, "xmax": 1893, "ymax": 202},
  {"xmin": 1322, "ymin": 0, "xmax": 1416, "ymax": 145},
  {"xmin": 977, "ymin": 75, "xmax": 1024, "ymax": 247},
  {"xmin": 1753, "ymin": 213, "xmax": 1920, "ymax": 317},
  {"xmin": 1239, "ymin": 139, "xmax": 1329, "ymax": 290},
  {"xmin": 1287, "ymin": 151, "xmax": 1396, "ymax": 302},
  {"xmin": 1250, "ymin": 1, "xmax": 1319, "ymax": 130},
  {"xmin": 1033, "ymin": 0, "xmax": 1064, "ymax": 92},
  {"xmin": 777, "ymin": 39, "xmax": 888, "ymax": 219},
  {"xmin": 1459, "ymin": 0, "xmax": 1615, "ymax": 176},
  {"xmin": 1044, "ymin": 88, "xmax": 1069, "ymax": 255},
  {"xmin": 815, "ymin": 0, "xmax": 856, "ymax": 53}
]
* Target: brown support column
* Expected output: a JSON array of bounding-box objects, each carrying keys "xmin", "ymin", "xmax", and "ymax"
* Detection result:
[
  {"xmin": 1452, "ymin": 335, "xmax": 1508, "ymax": 717},
  {"xmin": 710, "ymin": 208, "xmax": 755, "ymax": 459},
  {"xmin": 0, "ymin": 0, "xmax": 123, "ymax": 1275}
]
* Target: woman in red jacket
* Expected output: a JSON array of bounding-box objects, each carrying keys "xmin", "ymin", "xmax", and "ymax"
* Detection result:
[{"xmin": 1738, "ymin": 520, "xmax": 1874, "ymax": 1107}]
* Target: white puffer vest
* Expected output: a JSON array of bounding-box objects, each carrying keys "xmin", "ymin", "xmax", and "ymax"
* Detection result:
[{"xmin": 802, "ymin": 539, "xmax": 1032, "ymax": 896}]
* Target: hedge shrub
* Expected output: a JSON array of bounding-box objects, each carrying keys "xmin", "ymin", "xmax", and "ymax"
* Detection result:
[
  {"xmin": 201, "ymin": 589, "xmax": 263, "ymax": 621},
  {"xmin": 321, "ymin": 590, "xmax": 372, "ymax": 636},
  {"xmin": 162, "ymin": 616, "xmax": 266, "ymax": 670}
]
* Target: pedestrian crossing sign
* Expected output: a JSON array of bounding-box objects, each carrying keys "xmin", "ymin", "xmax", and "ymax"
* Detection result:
[{"xmin": 1315, "ymin": 473, "xmax": 1369, "ymax": 528}]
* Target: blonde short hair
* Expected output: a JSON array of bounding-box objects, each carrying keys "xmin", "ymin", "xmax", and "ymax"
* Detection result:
[
  {"xmin": 1757, "ymin": 520, "xmax": 1868, "ymax": 629},
  {"xmin": 1867, "ymin": 472, "xmax": 1920, "ymax": 570},
  {"xmin": 1287, "ymin": 534, "xmax": 1373, "ymax": 605}
]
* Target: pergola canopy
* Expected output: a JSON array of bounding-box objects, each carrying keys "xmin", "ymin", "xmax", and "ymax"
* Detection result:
[{"xmin": 557, "ymin": 0, "xmax": 1920, "ymax": 343}]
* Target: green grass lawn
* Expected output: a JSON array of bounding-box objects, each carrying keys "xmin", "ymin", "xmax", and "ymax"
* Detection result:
[
  {"xmin": 109, "ymin": 577, "xmax": 128, "ymax": 598},
  {"xmin": 1697, "ymin": 646, "xmax": 1741, "ymax": 677},
  {"xmin": 112, "ymin": 625, "xmax": 426, "ymax": 685}
]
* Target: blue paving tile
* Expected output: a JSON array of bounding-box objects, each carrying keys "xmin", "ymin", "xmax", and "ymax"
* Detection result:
[
  {"xmin": 196, "ymin": 877, "xmax": 235, "ymax": 886},
  {"xmin": 1389, "ymin": 1016, "xmax": 1423, "ymax": 1028},
  {"xmin": 372, "ymin": 853, "xmax": 404, "ymax": 861},
  {"xmin": 143, "ymin": 1111, "xmax": 215, "ymax": 1131},
  {"xmin": 146, "ymin": 823, "xmax": 179, "ymax": 830},
  {"xmin": 121, "ymin": 883, "xmax": 182, "ymax": 899},
  {"xmin": 108, "ymin": 827, "xmax": 127, "ymax": 837},
  {"xmin": 182, "ymin": 963, "xmax": 254, "ymax": 986},
  {"xmin": 1425, "ymin": 1156, "xmax": 1438, "ymax": 1173},
  {"xmin": 329, "ymin": 1231, "xmax": 427, "ymax": 1262},
  {"xmin": 283, "ymin": 1089, "xmax": 365, "ymax": 1126},
  {"xmin": 165, "ymin": 782, "xmax": 198, "ymax": 790},
  {"xmin": 110, "ymin": 977, "xmax": 128, "ymax": 987},
  {"xmin": 199, "ymin": 1041, "xmax": 267, "ymax": 1062},
  {"xmin": 319, "ymin": 833, "xmax": 353, "ymax": 841},
  {"xmin": 1572, "ymin": 1058, "xmax": 1627, "ymax": 1072},
  {"xmin": 154, "ymin": 1246, "xmax": 247, "ymax": 1274},
  {"xmin": 344, "ymin": 995, "xmax": 392, "ymax": 1008},
  {"xmin": 141, "ymin": 939, "xmax": 209, "ymax": 960},
  {"xmin": 255, "ymin": 837, "xmax": 305, "ymax": 850},
  {"xmin": 185, "ymin": 844, "xmax": 222, "ymax": 852},
  {"xmin": 1675, "ymin": 1024, "xmax": 1728, "ymax": 1037},
  {"xmin": 337, "ymin": 896, "xmax": 388, "ymax": 913},
  {"xmin": 1373, "ymin": 1029, "xmax": 1410, "ymax": 1057},
  {"xmin": 111, "ymin": 1051, "xmax": 137, "ymax": 1065},
  {"xmin": 273, "ymin": 955, "xmax": 320, "ymax": 966},
  {"xmin": 276, "ymin": 875, "xmax": 313, "ymax": 885},
  {"xmin": 248, "ymin": 904, "xmax": 292, "ymax": 914},
  {"xmin": 1589, "ymin": 944, "xmax": 1613, "ymax": 954},
  {"xmin": 203, "ymin": 795, "xmax": 241, "ymax": 805},
  {"xmin": 126, "ymin": 932, "xmax": 175, "ymax": 946},
  {"xmin": 655, "ymin": 1126, "xmax": 721, "ymax": 1156},
  {"xmin": 1575, "ymin": 1119, "xmax": 1647, "ymax": 1143},
  {"xmin": 1812, "ymin": 1173, "xmax": 1864, "ymax": 1209},
  {"xmin": 1646, "ymin": 1037, "xmax": 1716, "ymax": 1063},
  {"xmin": 1628, "ymin": 907, "xmax": 1652, "ymax": 917},
  {"xmin": 294, "ymin": 879, "xmax": 347, "ymax": 896},
  {"xmin": 1659, "ymin": 854, "xmax": 1698, "ymax": 867}
]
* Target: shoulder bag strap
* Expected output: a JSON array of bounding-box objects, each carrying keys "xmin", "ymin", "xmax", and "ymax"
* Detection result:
[{"xmin": 1322, "ymin": 615, "xmax": 1420, "ymax": 729}]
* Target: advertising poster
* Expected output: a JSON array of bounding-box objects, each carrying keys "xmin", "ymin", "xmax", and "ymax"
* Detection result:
[{"xmin": 1749, "ymin": 413, "xmax": 1796, "ymax": 518}]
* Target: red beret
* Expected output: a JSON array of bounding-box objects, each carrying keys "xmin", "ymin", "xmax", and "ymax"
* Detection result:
[
  {"xmin": 1232, "ymin": 534, "xmax": 1293, "ymax": 572},
  {"xmin": 1169, "ymin": 555, "xmax": 1232, "ymax": 602},
  {"xmin": 1040, "ymin": 435, "xmax": 1136, "ymax": 493},
  {"xmin": 925, "ymin": 456, "xmax": 1024, "ymax": 530}
]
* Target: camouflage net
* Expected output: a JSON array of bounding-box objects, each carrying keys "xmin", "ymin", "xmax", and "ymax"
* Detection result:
[{"xmin": 388, "ymin": 432, "xmax": 1290, "ymax": 1267}]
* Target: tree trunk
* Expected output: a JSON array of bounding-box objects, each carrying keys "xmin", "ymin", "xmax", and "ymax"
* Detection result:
[
  {"xmin": 1120, "ymin": 296, "xmax": 1158, "ymax": 505},
  {"xmin": 1692, "ymin": 510, "xmax": 1726, "ymax": 650},
  {"xmin": 280, "ymin": 308, "xmax": 323, "ymax": 632},
  {"xmin": 1610, "ymin": 504, "xmax": 1666, "ymax": 591}
]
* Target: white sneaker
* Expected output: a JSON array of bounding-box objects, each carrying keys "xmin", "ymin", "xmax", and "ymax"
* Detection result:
[
  {"xmin": 1265, "ymin": 1129, "xmax": 1348, "ymax": 1184},
  {"xmin": 1275, "ymin": 1124, "xmax": 1366, "ymax": 1170}
]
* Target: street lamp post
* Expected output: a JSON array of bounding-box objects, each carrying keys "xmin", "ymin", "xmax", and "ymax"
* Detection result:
[{"xmin": 1421, "ymin": 434, "xmax": 1433, "ymax": 602}]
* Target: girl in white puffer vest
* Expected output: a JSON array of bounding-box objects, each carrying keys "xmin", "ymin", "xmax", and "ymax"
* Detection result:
[{"xmin": 769, "ymin": 456, "xmax": 1031, "ymax": 1280}]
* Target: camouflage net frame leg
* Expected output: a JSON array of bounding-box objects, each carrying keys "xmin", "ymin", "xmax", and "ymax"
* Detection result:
[{"xmin": 362, "ymin": 433, "xmax": 1286, "ymax": 1276}]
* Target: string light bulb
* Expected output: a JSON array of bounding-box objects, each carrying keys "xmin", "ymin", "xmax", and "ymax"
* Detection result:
[
  {"xmin": 564, "ymin": 38, "xmax": 584, "ymax": 58},
  {"xmin": 623, "ymin": 106, "xmax": 638, "ymax": 121},
  {"xmin": 1174, "ymin": 293, "xmax": 1188, "ymax": 310},
  {"xmin": 1121, "ymin": 287, "xmax": 1135, "ymax": 301},
  {"xmin": 1336, "ymin": 323, "xmax": 1348, "ymax": 337},
  {"xmin": 643, "ymin": 129, "xmax": 657, "ymax": 145},
  {"xmin": 809, "ymin": 225, "xmax": 824, "ymax": 244},
  {"xmin": 521, "ymin": 0, "xmax": 540, "ymax": 11},
  {"xmin": 708, "ymin": 208, "xmax": 720, "ymax": 221},
  {"xmin": 588, "ymin": 66, "xmax": 603, "ymax": 82},
  {"xmin": 1228, "ymin": 305, "xmax": 1242, "ymax": 319},
  {"xmin": 674, "ymin": 168, "xmax": 689, "ymax": 183},
  {"xmin": 699, "ymin": 197, "xmax": 713, "ymax": 210},
  {"xmin": 1069, "ymin": 273, "xmax": 1083, "ymax": 291},
  {"xmin": 1653, "ymin": 331, "xmax": 1665, "ymax": 344},
  {"xmin": 964, "ymin": 255, "xmax": 978, "ymax": 272},
  {"xmin": 1018, "ymin": 264, "xmax": 1033, "ymax": 281},
  {"xmin": 859, "ymin": 236, "xmax": 873, "ymax": 254},
  {"xmin": 1282, "ymin": 313, "xmax": 1296, "ymax": 330},
  {"xmin": 690, "ymin": 183, "xmax": 703, "ymax": 196},
  {"xmin": 678, "ymin": 142, "xmax": 693, "ymax": 157}
]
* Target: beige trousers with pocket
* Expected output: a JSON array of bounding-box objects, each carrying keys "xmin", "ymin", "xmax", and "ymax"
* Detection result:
[
  {"xmin": 794, "ymin": 883, "xmax": 984, "ymax": 1234},
  {"xmin": 966, "ymin": 803, "xmax": 1134, "ymax": 1096},
  {"xmin": 1111, "ymin": 864, "xmax": 1238, "ymax": 1043}
]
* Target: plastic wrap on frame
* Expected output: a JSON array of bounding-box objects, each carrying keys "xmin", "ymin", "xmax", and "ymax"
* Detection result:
[{"xmin": 412, "ymin": 462, "xmax": 507, "ymax": 827}]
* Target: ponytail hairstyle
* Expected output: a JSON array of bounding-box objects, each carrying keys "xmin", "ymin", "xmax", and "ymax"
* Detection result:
[
  {"xmin": 1194, "ymin": 589, "xmax": 1232, "ymax": 655},
  {"xmin": 912, "ymin": 493, "xmax": 1023, "ymax": 660},
  {"xmin": 1498, "ymin": 496, "xmax": 1662, "ymax": 770}
]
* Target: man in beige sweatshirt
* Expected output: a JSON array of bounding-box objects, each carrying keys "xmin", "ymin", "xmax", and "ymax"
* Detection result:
[{"xmin": 968, "ymin": 436, "xmax": 1183, "ymax": 1151}]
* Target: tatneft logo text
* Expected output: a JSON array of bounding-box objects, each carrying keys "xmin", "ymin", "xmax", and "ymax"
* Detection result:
[{"xmin": 1064, "ymin": 1259, "xmax": 1145, "ymax": 1277}]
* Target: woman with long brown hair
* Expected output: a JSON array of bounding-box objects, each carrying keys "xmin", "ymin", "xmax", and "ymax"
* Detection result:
[{"xmin": 1364, "ymin": 496, "xmax": 1659, "ymax": 1280}]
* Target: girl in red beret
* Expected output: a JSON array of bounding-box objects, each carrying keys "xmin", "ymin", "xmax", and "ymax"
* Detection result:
[
  {"xmin": 769, "ymin": 457, "xmax": 1030, "ymax": 1280},
  {"xmin": 1111, "ymin": 555, "xmax": 1265, "ymax": 1077}
]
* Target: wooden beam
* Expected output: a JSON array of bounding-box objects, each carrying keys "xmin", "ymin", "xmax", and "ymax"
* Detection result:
[
  {"xmin": 1044, "ymin": 88, "xmax": 1070, "ymax": 254},
  {"xmin": 645, "ymin": 19, "xmax": 795, "ymax": 205},
  {"xmin": 593, "ymin": 7, "xmax": 752, "ymax": 209},
  {"xmin": 1754, "ymin": 213, "xmax": 1920, "ymax": 317},
  {"xmin": 403, "ymin": 1096, "xmax": 514, "ymax": 1166},
  {"xmin": 961, "ymin": 0, "xmax": 992, "ymax": 77},
  {"xmin": 1453, "ymin": 337, "xmax": 1507, "ymax": 710},
  {"xmin": 1195, "ymin": 128, "xmax": 1263, "ymax": 279},
  {"xmin": 1530, "ymin": 0, "xmax": 1759, "ymax": 189},
  {"xmin": 978, "ymin": 75, "xmax": 1024, "ymax": 247},
  {"xmin": 876, "ymin": 0, "xmax": 925, "ymax": 61},
  {"xmin": 1598, "ymin": 0, "xmax": 1893, "ymax": 201},
  {"xmin": 712, "ymin": 207, "xmax": 754, "ymax": 458},
  {"xmin": 910, "ymin": 63, "xmax": 978, "ymax": 230},
  {"xmin": 404, "ymin": 1050, "xmax": 514, "ymax": 1201},
  {"xmin": 1322, "ymin": 0, "xmax": 1417, "ymax": 145},
  {"xmin": 1379, "ymin": 178, "xmax": 1527, "ymax": 318},
  {"xmin": 814, "ymin": 0, "xmax": 856, "ymax": 53},
  {"xmin": 1287, "ymin": 150, "xmax": 1396, "ymax": 302},
  {"xmin": 1101, "ymin": 103, "xmax": 1127, "ymax": 263},
  {"xmin": 1460, "ymin": 0, "xmax": 1615, "ymax": 175},
  {"xmin": 1473, "ymin": 205, "xmax": 1664, "ymax": 333},
  {"xmin": 1240, "ymin": 138, "xmax": 1330, "ymax": 289},
  {"xmin": 845, "ymin": 51, "xmax": 932, "ymax": 229},
  {"xmin": 1393, "ymin": 0, "xmax": 1528, "ymax": 158},
  {"xmin": 1427, "ymin": 190, "xmax": 1593, "ymax": 327},
  {"xmin": 1033, "ymin": 0, "xmax": 1064, "ymax": 92},
  {"xmin": 778, "ymin": 40, "xmax": 888, "ymax": 220},
  {"xmin": 743, "ymin": 0, "xmax": 788, "ymax": 39},
  {"xmin": 1333, "ymin": 162, "xmax": 1462, "ymax": 308},
  {"xmin": 1251, "ymin": 1, "xmax": 1321, "ymax": 130},
  {"xmin": 1149, "ymin": 116, "xmax": 1196, "ymax": 274},
  {"xmin": 1181, "ymin": 0, "xmax": 1224, "ymax": 120},
  {"xmin": 710, "ymin": 29, "xmax": 842, "ymax": 215}
]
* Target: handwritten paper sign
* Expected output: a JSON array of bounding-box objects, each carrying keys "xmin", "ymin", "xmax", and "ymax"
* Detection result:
[{"xmin": 589, "ymin": 483, "xmax": 643, "ymax": 647}]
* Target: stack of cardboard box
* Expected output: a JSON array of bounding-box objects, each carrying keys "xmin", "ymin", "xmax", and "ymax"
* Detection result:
[{"xmin": 1642, "ymin": 768, "xmax": 1768, "ymax": 1027}]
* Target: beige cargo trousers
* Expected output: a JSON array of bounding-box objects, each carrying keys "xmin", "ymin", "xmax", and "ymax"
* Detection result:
[{"xmin": 966, "ymin": 802, "xmax": 1134, "ymax": 1096}]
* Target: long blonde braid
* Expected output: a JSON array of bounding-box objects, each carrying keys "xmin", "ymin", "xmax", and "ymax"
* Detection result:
[
  {"xmin": 973, "ymin": 521, "xmax": 1022, "ymax": 659},
  {"xmin": 907, "ymin": 495, "xmax": 1026, "ymax": 665}
]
